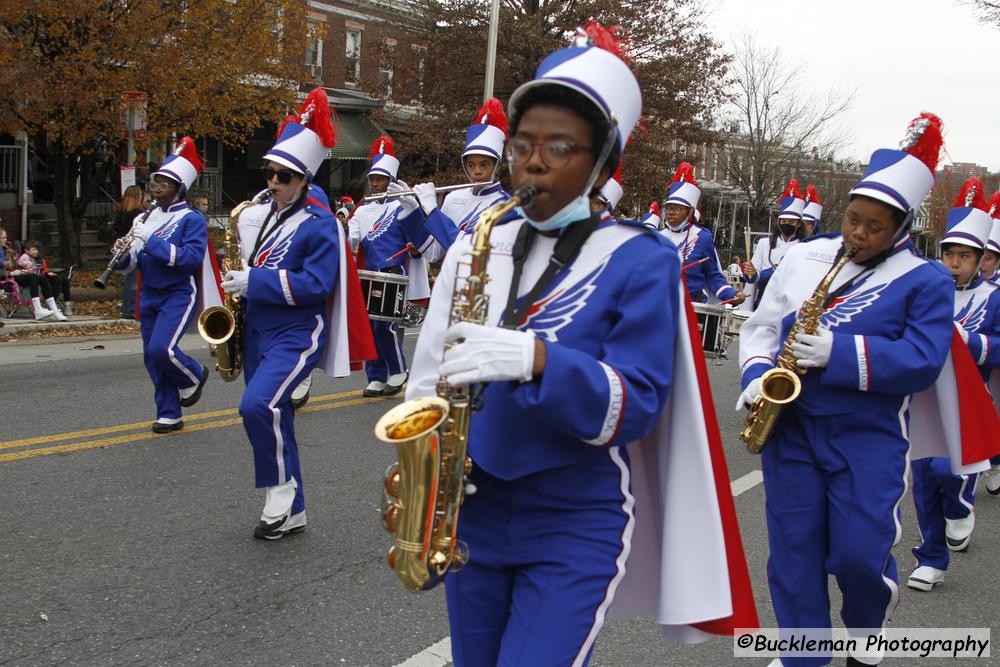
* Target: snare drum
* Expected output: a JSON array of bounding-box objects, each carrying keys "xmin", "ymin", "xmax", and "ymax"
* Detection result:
[
  {"xmin": 358, "ymin": 270, "xmax": 409, "ymax": 322},
  {"xmin": 692, "ymin": 303, "xmax": 729, "ymax": 357},
  {"xmin": 727, "ymin": 310, "xmax": 750, "ymax": 338}
]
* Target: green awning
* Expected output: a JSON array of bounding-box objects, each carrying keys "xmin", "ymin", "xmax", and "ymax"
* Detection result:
[{"xmin": 328, "ymin": 114, "xmax": 385, "ymax": 160}]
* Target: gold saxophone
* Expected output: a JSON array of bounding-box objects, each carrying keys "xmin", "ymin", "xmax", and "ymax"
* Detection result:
[
  {"xmin": 740, "ymin": 246, "xmax": 857, "ymax": 453},
  {"xmin": 374, "ymin": 186, "xmax": 537, "ymax": 592},
  {"xmin": 198, "ymin": 189, "xmax": 271, "ymax": 382}
]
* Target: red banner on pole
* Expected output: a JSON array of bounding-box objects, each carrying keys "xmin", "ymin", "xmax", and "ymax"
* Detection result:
[{"xmin": 121, "ymin": 91, "xmax": 148, "ymax": 141}]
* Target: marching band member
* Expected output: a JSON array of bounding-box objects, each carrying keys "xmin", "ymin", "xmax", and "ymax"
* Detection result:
[
  {"xmin": 594, "ymin": 161, "xmax": 624, "ymax": 216},
  {"xmin": 737, "ymin": 113, "xmax": 957, "ymax": 667},
  {"xmin": 406, "ymin": 98, "xmax": 510, "ymax": 261},
  {"xmin": 801, "ymin": 183, "xmax": 823, "ymax": 237},
  {"xmin": 112, "ymin": 137, "xmax": 217, "ymax": 433},
  {"xmin": 222, "ymin": 89, "xmax": 372, "ymax": 539},
  {"xmin": 349, "ymin": 135, "xmax": 431, "ymax": 397},
  {"xmin": 908, "ymin": 178, "xmax": 1000, "ymax": 591},
  {"xmin": 407, "ymin": 23, "xmax": 756, "ymax": 666},
  {"xmin": 982, "ymin": 192, "xmax": 1000, "ymax": 284},
  {"xmin": 659, "ymin": 163, "xmax": 745, "ymax": 305},
  {"xmin": 742, "ymin": 179, "xmax": 806, "ymax": 310},
  {"xmin": 639, "ymin": 200, "xmax": 660, "ymax": 230}
]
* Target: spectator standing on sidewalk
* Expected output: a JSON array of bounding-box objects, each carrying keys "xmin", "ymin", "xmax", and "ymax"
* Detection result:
[{"xmin": 114, "ymin": 185, "xmax": 146, "ymax": 319}]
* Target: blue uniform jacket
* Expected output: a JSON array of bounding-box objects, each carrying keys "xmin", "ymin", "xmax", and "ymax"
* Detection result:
[
  {"xmin": 660, "ymin": 223, "xmax": 738, "ymax": 301},
  {"xmin": 119, "ymin": 202, "xmax": 207, "ymax": 290},
  {"xmin": 954, "ymin": 275, "xmax": 1000, "ymax": 382}
]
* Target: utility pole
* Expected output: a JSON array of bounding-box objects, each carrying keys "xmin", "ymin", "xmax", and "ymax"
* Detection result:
[{"xmin": 483, "ymin": 0, "xmax": 500, "ymax": 101}]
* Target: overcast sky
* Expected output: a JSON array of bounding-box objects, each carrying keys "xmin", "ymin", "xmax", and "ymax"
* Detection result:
[{"xmin": 706, "ymin": 0, "xmax": 1000, "ymax": 171}]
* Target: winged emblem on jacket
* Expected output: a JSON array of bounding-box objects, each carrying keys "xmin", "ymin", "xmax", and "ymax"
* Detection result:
[
  {"xmin": 153, "ymin": 215, "xmax": 184, "ymax": 242},
  {"xmin": 820, "ymin": 282, "xmax": 889, "ymax": 328},
  {"xmin": 955, "ymin": 297, "xmax": 988, "ymax": 334},
  {"xmin": 255, "ymin": 231, "xmax": 295, "ymax": 269},
  {"xmin": 367, "ymin": 208, "xmax": 397, "ymax": 241},
  {"xmin": 520, "ymin": 259, "xmax": 609, "ymax": 343}
]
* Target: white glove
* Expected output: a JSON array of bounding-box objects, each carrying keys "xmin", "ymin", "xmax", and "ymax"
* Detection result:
[
  {"xmin": 221, "ymin": 269, "xmax": 249, "ymax": 297},
  {"xmin": 413, "ymin": 182, "xmax": 438, "ymax": 216},
  {"xmin": 736, "ymin": 377, "xmax": 762, "ymax": 411},
  {"xmin": 132, "ymin": 224, "xmax": 151, "ymax": 243},
  {"xmin": 956, "ymin": 323, "xmax": 970, "ymax": 343},
  {"xmin": 440, "ymin": 321, "xmax": 536, "ymax": 386},
  {"xmin": 790, "ymin": 328, "xmax": 834, "ymax": 369},
  {"xmin": 387, "ymin": 180, "xmax": 419, "ymax": 215}
]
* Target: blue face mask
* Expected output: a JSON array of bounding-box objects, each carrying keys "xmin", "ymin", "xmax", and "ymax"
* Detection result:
[{"xmin": 518, "ymin": 194, "xmax": 591, "ymax": 232}]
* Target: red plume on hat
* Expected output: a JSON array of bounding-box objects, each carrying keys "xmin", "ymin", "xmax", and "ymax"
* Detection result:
[
  {"xmin": 780, "ymin": 178, "xmax": 801, "ymax": 199},
  {"xmin": 611, "ymin": 160, "xmax": 623, "ymax": 184},
  {"xmin": 900, "ymin": 112, "xmax": 944, "ymax": 173},
  {"xmin": 369, "ymin": 134, "xmax": 396, "ymax": 160},
  {"xmin": 473, "ymin": 97, "xmax": 509, "ymax": 137},
  {"xmin": 671, "ymin": 162, "xmax": 696, "ymax": 185},
  {"xmin": 987, "ymin": 192, "xmax": 1000, "ymax": 219},
  {"xmin": 175, "ymin": 136, "xmax": 203, "ymax": 174},
  {"xmin": 579, "ymin": 21, "xmax": 632, "ymax": 64},
  {"xmin": 804, "ymin": 183, "xmax": 822, "ymax": 204},
  {"xmin": 952, "ymin": 177, "xmax": 987, "ymax": 211},
  {"xmin": 299, "ymin": 88, "xmax": 337, "ymax": 148},
  {"xmin": 649, "ymin": 201, "xmax": 660, "ymax": 217}
]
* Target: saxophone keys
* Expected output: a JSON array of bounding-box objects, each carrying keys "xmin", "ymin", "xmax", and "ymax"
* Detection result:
[{"xmin": 384, "ymin": 462, "xmax": 401, "ymax": 497}]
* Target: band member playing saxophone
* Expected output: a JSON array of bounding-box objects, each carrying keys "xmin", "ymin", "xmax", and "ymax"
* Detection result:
[
  {"xmin": 737, "ymin": 114, "xmax": 957, "ymax": 667},
  {"xmin": 221, "ymin": 89, "xmax": 373, "ymax": 539},
  {"xmin": 111, "ymin": 137, "xmax": 218, "ymax": 433},
  {"xmin": 405, "ymin": 23, "xmax": 755, "ymax": 666}
]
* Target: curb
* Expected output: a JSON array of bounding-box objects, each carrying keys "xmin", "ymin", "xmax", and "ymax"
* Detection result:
[{"xmin": 1, "ymin": 318, "xmax": 139, "ymax": 336}]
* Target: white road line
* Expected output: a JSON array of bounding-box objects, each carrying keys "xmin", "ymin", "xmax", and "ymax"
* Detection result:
[
  {"xmin": 396, "ymin": 470, "xmax": 764, "ymax": 667},
  {"xmin": 395, "ymin": 637, "xmax": 451, "ymax": 667}
]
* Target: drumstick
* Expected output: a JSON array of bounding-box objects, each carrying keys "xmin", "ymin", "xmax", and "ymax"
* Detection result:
[
  {"xmin": 386, "ymin": 242, "xmax": 416, "ymax": 261},
  {"xmin": 717, "ymin": 294, "xmax": 743, "ymax": 306},
  {"xmin": 682, "ymin": 256, "xmax": 709, "ymax": 271}
]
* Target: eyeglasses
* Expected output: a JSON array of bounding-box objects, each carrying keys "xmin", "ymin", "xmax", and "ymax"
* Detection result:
[
  {"xmin": 504, "ymin": 138, "xmax": 592, "ymax": 168},
  {"xmin": 262, "ymin": 167, "xmax": 298, "ymax": 185}
]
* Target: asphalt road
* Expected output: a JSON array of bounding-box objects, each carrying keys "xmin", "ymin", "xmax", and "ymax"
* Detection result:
[{"xmin": 1, "ymin": 332, "xmax": 997, "ymax": 666}]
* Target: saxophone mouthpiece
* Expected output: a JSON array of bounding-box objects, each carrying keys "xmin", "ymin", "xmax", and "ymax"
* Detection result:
[
  {"xmin": 844, "ymin": 245, "xmax": 859, "ymax": 258},
  {"xmin": 514, "ymin": 185, "xmax": 538, "ymax": 205}
]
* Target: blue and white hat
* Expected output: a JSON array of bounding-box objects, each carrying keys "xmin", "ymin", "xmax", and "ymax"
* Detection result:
[
  {"xmin": 777, "ymin": 179, "xmax": 805, "ymax": 220},
  {"xmin": 368, "ymin": 135, "xmax": 399, "ymax": 180},
  {"xmin": 154, "ymin": 136, "xmax": 202, "ymax": 191},
  {"xmin": 264, "ymin": 89, "xmax": 337, "ymax": 180},
  {"xmin": 942, "ymin": 178, "xmax": 992, "ymax": 250},
  {"xmin": 849, "ymin": 112, "xmax": 943, "ymax": 214},
  {"xmin": 802, "ymin": 183, "xmax": 823, "ymax": 226},
  {"xmin": 507, "ymin": 23, "xmax": 641, "ymax": 162},
  {"xmin": 598, "ymin": 162, "xmax": 624, "ymax": 209},
  {"xmin": 987, "ymin": 192, "xmax": 1000, "ymax": 255},
  {"xmin": 464, "ymin": 98, "xmax": 508, "ymax": 161},
  {"xmin": 664, "ymin": 162, "xmax": 700, "ymax": 209}
]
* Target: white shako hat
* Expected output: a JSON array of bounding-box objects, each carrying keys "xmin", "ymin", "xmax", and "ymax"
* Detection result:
[
  {"xmin": 849, "ymin": 112, "xmax": 944, "ymax": 214},
  {"xmin": 507, "ymin": 22, "xmax": 641, "ymax": 166},
  {"xmin": 664, "ymin": 162, "xmax": 700, "ymax": 209},
  {"xmin": 986, "ymin": 192, "xmax": 1000, "ymax": 255},
  {"xmin": 368, "ymin": 135, "xmax": 400, "ymax": 180},
  {"xmin": 777, "ymin": 179, "xmax": 805, "ymax": 220},
  {"xmin": 464, "ymin": 97, "xmax": 508, "ymax": 161},
  {"xmin": 264, "ymin": 88, "xmax": 337, "ymax": 179},
  {"xmin": 154, "ymin": 136, "xmax": 203, "ymax": 192},
  {"xmin": 942, "ymin": 177, "xmax": 992, "ymax": 250},
  {"xmin": 802, "ymin": 183, "xmax": 823, "ymax": 223},
  {"xmin": 599, "ymin": 161, "xmax": 624, "ymax": 209}
]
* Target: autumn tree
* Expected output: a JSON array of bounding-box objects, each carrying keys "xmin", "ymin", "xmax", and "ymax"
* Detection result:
[
  {"xmin": 0, "ymin": 0, "xmax": 308, "ymax": 264},
  {"xmin": 372, "ymin": 0, "xmax": 729, "ymax": 218},
  {"xmin": 723, "ymin": 34, "xmax": 855, "ymax": 230}
]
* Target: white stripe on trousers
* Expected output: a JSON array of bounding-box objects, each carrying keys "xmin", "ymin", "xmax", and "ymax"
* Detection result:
[
  {"xmin": 269, "ymin": 315, "xmax": 324, "ymax": 483},
  {"xmin": 572, "ymin": 446, "xmax": 635, "ymax": 667},
  {"xmin": 166, "ymin": 276, "xmax": 200, "ymax": 386},
  {"xmin": 880, "ymin": 396, "xmax": 912, "ymax": 629}
]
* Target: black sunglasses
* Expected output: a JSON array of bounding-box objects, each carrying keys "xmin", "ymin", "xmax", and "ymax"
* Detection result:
[{"xmin": 262, "ymin": 166, "xmax": 298, "ymax": 185}]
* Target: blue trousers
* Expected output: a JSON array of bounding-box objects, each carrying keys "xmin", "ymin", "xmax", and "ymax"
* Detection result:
[
  {"xmin": 139, "ymin": 279, "xmax": 203, "ymax": 420},
  {"xmin": 365, "ymin": 266, "xmax": 407, "ymax": 384},
  {"xmin": 762, "ymin": 406, "xmax": 909, "ymax": 667},
  {"xmin": 121, "ymin": 270, "xmax": 138, "ymax": 319},
  {"xmin": 911, "ymin": 457, "xmax": 977, "ymax": 570},
  {"xmin": 445, "ymin": 449, "xmax": 632, "ymax": 667},
  {"xmin": 240, "ymin": 314, "xmax": 327, "ymax": 515}
]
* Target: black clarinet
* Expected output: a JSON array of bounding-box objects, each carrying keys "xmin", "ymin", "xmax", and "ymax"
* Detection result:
[{"xmin": 93, "ymin": 204, "xmax": 155, "ymax": 289}]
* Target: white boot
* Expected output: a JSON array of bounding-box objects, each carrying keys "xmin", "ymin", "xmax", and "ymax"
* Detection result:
[
  {"xmin": 31, "ymin": 297, "xmax": 54, "ymax": 320},
  {"xmin": 45, "ymin": 297, "xmax": 67, "ymax": 321}
]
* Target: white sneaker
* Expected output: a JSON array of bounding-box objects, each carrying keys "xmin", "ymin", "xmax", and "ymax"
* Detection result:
[
  {"xmin": 31, "ymin": 297, "xmax": 54, "ymax": 320},
  {"xmin": 363, "ymin": 380, "xmax": 386, "ymax": 397},
  {"xmin": 45, "ymin": 298, "xmax": 68, "ymax": 321},
  {"xmin": 291, "ymin": 374, "xmax": 312, "ymax": 409},
  {"xmin": 946, "ymin": 512, "xmax": 975, "ymax": 551},
  {"xmin": 982, "ymin": 466, "xmax": 1000, "ymax": 496},
  {"xmin": 907, "ymin": 565, "xmax": 945, "ymax": 591},
  {"xmin": 384, "ymin": 372, "xmax": 408, "ymax": 396}
]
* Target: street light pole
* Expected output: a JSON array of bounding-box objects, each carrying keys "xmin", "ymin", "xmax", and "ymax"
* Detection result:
[{"xmin": 483, "ymin": 0, "xmax": 500, "ymax": 102}]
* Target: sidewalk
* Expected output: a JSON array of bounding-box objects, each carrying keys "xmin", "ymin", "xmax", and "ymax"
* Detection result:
[{"xmin": 1, "ymin": 314, "xmax": 138, "ymax": 336}]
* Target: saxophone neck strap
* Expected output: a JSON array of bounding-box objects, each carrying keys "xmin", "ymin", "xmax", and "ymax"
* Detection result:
[
  {"xmin": 500, "ymin": 213, "xmax": 598, "ymax": 329},
  {"xmin": 250, "ymin": 192, "xmax": 308, "ymax": 265}
]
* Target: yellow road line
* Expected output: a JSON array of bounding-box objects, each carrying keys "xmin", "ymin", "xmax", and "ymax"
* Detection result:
[
  {"xmin": 0, "ymin": 395, "xmax": 393, "ymax": 463},
  {"xmin": 0, "ymin": 388, "xmax": 366, "ymax": 451}
]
